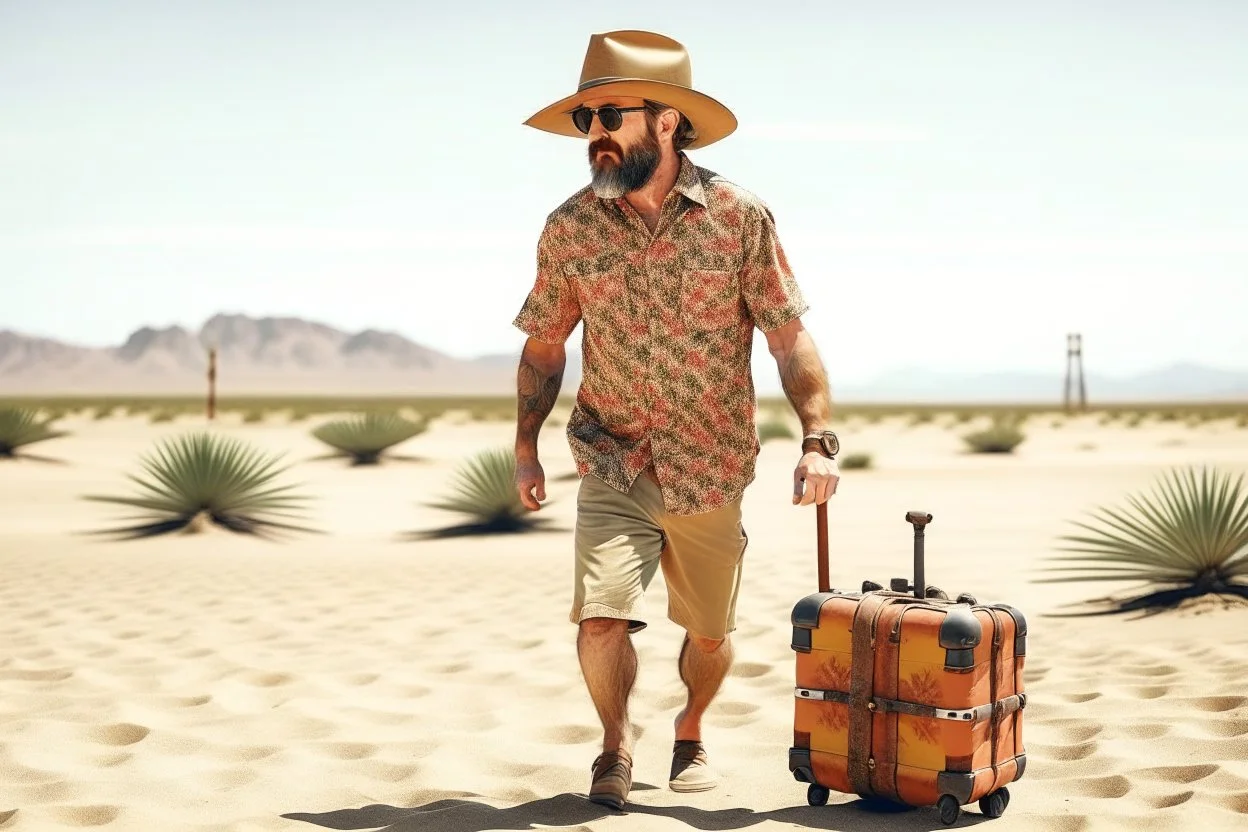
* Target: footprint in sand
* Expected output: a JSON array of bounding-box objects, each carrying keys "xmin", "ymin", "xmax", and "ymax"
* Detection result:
[
  {"xmin": 1121, "ymin": 663, "xmax": 1180, "ymax": 677},
  {"xmin": 1197, "ymin": 718, "xmax": 1248, "ymax": 738},
  {"xmin": 1186, "ymin": 695, "xmax": 1247, "ymax": 712},
  {"xmin": 712, "ymin": 701, "xmax": 760, "ymax": 716},
  {"xmin": 1212, "ymin": 792, "xmax": 1248, "ymax": 814},
  {"xmin": 357, "ymin": 760, "xmax": 420, "ymax": 783},
  {"xmin": 317, "ymin": 742, "xmax": 379, "ymax": 760},
  {"xmin": 204, "ymin": 767, "xmax": 258, "ymax": 790},
  {"xmin": 1031, "ymin": 740, "xmax": 1099, "ymax": 761},
  {"xmin": 1036, "ymin": 719, "xmax": 1104, "ymax": 743},
  {"xmin": 1132, "ymin": 764, "xmax": 1220, "ymax": 784},
  {"xmin": 534, "ymin": 724, "xmax": 599, "ymax": 745},
  {"xmin": 85, "ymin": 723, "xmax": 149, "ymax": 747},
  {"xmin": 1063, "ymin": 774, "xmax": 1132, "ymax": 799},
  {"xmin": 1146, "ymin": 791, "xmax": 1194, "ymax": 809},
  {"xmin": 46, "ymin": 805, "xmax": 121, "ymax": 827},
  {"xmin": 1060, "ymin": 692, "xmax": 1102, "ymax": 703},
  {"xmin": 729, "ymin": 662, "xmax": 771, "ymax": 679},
  {"xmin": 1115, "ymin": 722, "xmax": 1170, "ymax": 740}
]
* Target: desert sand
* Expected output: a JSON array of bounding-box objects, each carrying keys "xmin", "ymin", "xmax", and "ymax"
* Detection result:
[{"xmin": 1, "ymin": 410, "xmax": 1246, "ymax": 831}]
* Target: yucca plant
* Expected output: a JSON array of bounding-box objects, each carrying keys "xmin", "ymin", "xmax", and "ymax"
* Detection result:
[
  {"xmin": 962, "ymin": 416, "xmax": 1026, "ymax": 454},
  {"xmin": 419, "ymin": 447, "xmax": 551, "ymax": 538},
  {"xmin": 757, "ymin": 416, "xmax": 796, "ymax": 443},
  {"xmin": 84, "ymin": 432, "xmax": 312, "ymax": 539},
  {"xmin": 0, "ymin": 407, "xmax": 67, "ymax": 458},
  {"xmin": 311, "ymin": 411, "xmax": 427, "ymax": 464},
  {"xmin": 1038, "ymin": 466, "xmax": 1248, "ymax": 613}
]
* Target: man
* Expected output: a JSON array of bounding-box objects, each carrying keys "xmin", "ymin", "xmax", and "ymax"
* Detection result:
[{"xmin": 511, "ymin": 30, "xmax": 840, "ymax": 810}]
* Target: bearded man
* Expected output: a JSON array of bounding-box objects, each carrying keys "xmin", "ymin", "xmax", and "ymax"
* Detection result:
[{"xmin": 511, "ymin": 30, "xmax": 840, "ymax": 810}]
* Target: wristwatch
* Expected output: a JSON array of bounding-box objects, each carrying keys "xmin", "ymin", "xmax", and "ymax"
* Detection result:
[{"xmin": 802, "ymin": 430, "xmax": 839, "ymax": 459}]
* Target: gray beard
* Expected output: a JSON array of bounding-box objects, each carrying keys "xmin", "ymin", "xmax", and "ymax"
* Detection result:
[{"xmin": 588, "ymin": 140, "xmax": 661, "ymax": 199}]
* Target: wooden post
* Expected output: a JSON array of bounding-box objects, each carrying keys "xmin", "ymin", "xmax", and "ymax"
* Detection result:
[
  {"xmin": 207, "ymin": 347, "xmax": 217, "ymax": 421},
  {"xmin": 1063, "ymin": 333, "xmax": 1086, "ymax": 413}
]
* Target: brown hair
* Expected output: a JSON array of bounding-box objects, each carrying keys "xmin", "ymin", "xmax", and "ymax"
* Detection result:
[{"xmin": 644, "ymin": 99, "xmax": 698, "ymax": 151}]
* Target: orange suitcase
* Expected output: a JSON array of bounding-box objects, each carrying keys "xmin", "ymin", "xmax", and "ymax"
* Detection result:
[{"xmin": 788, "ymin": 508, "xmax": 1027, "ymax": 825}]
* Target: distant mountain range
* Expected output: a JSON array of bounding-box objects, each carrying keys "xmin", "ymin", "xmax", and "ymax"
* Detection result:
[{"xmin": 1, "ymin": 314, "xmax": 1245, "ymax": 402}]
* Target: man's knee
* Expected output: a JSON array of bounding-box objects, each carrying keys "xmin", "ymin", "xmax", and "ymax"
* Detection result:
[
  {"xmin": 687, "ymin": 633, "xmax": 726, "ymax": 654},
  {"xmin": 579, "ymin": 617, "xmax": 631, "ymax": 638}
]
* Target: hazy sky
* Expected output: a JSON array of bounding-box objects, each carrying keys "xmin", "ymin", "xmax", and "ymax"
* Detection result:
[{"xmin": 2, "ymin": 0, "xmax": 1245, "ymax": 383}]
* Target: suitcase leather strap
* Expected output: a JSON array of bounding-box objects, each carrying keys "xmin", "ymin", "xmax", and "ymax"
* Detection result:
[{"xmin": 847, "ymin": 593, "xmax": 895, "ymax": 797}]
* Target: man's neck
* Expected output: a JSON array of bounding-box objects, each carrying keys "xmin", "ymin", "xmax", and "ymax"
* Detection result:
[{"xmin": 623, "ymin": 151, "xmax": 682, "ymax": 218}]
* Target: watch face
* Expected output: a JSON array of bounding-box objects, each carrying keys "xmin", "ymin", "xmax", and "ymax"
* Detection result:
[{"xmin": 821, "ymin": 432, "xmax": 839, "ymax": 456}]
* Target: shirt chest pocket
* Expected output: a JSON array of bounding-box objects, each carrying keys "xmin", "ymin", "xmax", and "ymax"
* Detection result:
[
  {"xmin": 565, "ymin": 262, "xmax": 630, "ymax": 324},
  {"xmin": 681, "ymin": 269, "xmax": 742, "ymax": 331}
]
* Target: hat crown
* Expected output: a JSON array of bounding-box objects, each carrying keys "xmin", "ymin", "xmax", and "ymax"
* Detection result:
[{"xmin": 578, "ymin": 30, "xmax": 692, "ymax": 92}]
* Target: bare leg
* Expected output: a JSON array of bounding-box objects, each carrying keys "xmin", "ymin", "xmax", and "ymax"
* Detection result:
[
  {"xmin": 673, "ymin": 633, "xmax": 733, "ymax": 741},
  {"xmin": 577, "ymin": 617, "xmax": 637, "ymax": 754}
]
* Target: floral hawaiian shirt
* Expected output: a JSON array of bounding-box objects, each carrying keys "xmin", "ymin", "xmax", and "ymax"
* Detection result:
[{"xmin": 513, "ymin": 151, "xmax": 809, "ymax": 515}]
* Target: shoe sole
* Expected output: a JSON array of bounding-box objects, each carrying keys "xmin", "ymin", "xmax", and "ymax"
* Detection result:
[
  {"xmin": 668, "ymin": 780, "xmax": 718, "ymax": 793},
  {"xmin": 588, "ymin": 793, "xmax": 626, "ymax": 810}
]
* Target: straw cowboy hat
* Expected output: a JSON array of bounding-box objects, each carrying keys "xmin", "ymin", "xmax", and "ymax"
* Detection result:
[{"xmin": 523, "ymin": 30, "xmax": 737, "ymax": 149}]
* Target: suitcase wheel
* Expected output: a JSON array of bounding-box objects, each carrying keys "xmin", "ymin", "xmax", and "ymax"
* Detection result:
[
  {"xmin": 979, "ymin": 786, "xmax": 1010, "ymax": 818},
  {"xmin": 806, "ymin": 784, "xmax": 830, "ymax": 806},
  {"xmin": 937, "ymin": 794, "xmax": 960, "ymax": 825}
]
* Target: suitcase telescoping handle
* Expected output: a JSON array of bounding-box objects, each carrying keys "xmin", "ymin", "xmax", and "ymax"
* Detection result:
[
  {"xmin": 905, "ymin": 510, "xmax": 933, "ymax": 600},
  {"xmin": 816, "ymin": 501, "xmax": 830, "ymax": 593}
]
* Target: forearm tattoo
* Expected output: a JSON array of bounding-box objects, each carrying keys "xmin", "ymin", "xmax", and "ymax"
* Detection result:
[
  {"xmin": 517, "ymin": 358, "xmax": 563, "ymax": 445},
  {"xmin": 779, "ymin": 339, "xmax": 833, "ymax": 434}
]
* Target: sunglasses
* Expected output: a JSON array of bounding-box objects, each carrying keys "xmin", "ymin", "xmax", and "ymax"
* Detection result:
[{"xmin": 570, "ymin": 105, "xmax": 646, "ymax": 134}]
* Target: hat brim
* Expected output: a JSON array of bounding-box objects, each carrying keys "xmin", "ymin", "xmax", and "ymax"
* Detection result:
[{"xmin": 523, "ymin": 79, "xmax": 737, "ymax": 150}]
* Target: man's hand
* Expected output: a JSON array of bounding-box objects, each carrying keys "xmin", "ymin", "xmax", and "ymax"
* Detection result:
[
  {"xmin": 792, "ymin": 452, "xmax": 840, "ymax": 506},
  {"xmin": 516, "ymin": 456, "xmax": 547, "ymax": 511}
]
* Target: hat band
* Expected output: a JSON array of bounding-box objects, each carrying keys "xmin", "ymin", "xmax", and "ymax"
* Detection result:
[{"xmin": 577, "ymin": 76, "xmax": 637, "ymax": 92}]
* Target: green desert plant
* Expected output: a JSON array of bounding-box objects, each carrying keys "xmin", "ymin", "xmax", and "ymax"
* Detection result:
[
  {"xmin": 757, "ymin": 416, "xmax": 796, "ymax": 443},
  {"xmin": 242, "ymin": 409, "xmax": 265, "ymax": 424},
  {"xmin": 420, "ymin": 447, "xmax": 550, "ymax": 537},
  {"xmin": 84, "ymin": 431, "xmax": 311, "ymax": 539},
  {"xmin": 962, "ymin": 417, "xmax": 1026, "ymax": 454},
  {"xmin": 149, "ymin": 410, "xmax": 176, "ymax": 423},
  {"xmin": 0, "ymin": 407, "xmax": 67, "ymax": 458},
  {"xmin": 1038, "ymin": 466, "xmax": 1248, "ymax": 613},
  {"xmin": 312, "ymin": 411, "xmax": 427, "ymax": 464},
  {"xmin": 839, "ymin": 452, "xmax": 873, "ymax": 470}
]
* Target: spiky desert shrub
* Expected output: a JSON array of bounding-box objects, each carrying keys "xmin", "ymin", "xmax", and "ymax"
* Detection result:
[
  {"xmin": 757, "ymin": 416, "xmax": 796, "ymax": 443},
  {"xmin": 962, "ymin": 417, "xmax": 1026, "ymax": 454},
  {"xmin": 1039, "ymin": 466, "xmax": 1248, "ymax": 611},
  {"xmin": 84, "ymin": 431, "xmax": 310, "ymax": 538},
  {"xmin": 0, "ymin": 408, "xmax": 67, "ymax": 458},
  {"xmin": 311, "ymin": 411, "xmax": 427, "ymax": 464},
  {"xmin": 424, "ymin": 447, "xmax": 547, "ymax": 535},
  {"xmin": 840, "ymin": 452, "xmax": 873, "ymax": 470}
]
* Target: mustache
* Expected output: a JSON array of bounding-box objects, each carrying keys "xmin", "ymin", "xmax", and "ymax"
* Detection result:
[{"xmin": 589, "ymin": 138, "xmax": 623, "ymax": 157}]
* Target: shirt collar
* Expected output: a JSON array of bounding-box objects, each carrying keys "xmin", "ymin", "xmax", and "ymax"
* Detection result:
[{"xmin": 603, "ymin": 151, "xmax": 707, "ymax": 209}]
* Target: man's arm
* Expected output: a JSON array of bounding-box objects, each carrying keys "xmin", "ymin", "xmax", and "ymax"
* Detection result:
[
  {"xmin": 515, "ymin": 336, "xmax": 567, "ymax": 461},
  {"xmin": 765, "ymin": 317, "xmax": 833, "ymax": 435}
]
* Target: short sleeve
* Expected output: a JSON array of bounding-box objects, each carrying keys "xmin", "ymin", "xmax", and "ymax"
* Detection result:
[
  {"xmin": 740, "ymin": 203, "xmax": 810, "ymax": 332},
  {"xmin": 512, "ymin": 220, "xmax": 582, "ymax": 344}
]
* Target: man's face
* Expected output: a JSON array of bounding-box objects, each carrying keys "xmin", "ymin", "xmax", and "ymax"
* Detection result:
[{"xmin": 582, "ymin": 96, "xmax": 662, "ymax": 199}]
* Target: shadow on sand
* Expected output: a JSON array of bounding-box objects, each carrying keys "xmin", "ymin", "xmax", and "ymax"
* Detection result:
[{"xmin": 283, "ymin": 790, "xmax": 990, "ymax": 832}]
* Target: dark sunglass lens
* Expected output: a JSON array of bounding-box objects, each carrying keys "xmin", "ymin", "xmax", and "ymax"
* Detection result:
[
  {"xmin": 572, "ymin": 108, "xmax": 592, "ymax": 134},
  {"xmin": 599, "ymin": 107, "xmax": 622, "ymax": 131}
]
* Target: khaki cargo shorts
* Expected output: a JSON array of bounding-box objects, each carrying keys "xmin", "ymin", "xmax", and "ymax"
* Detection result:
[{"xmin": 571, "ymin": 469, "xmax": 748, "ymax": 640}]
